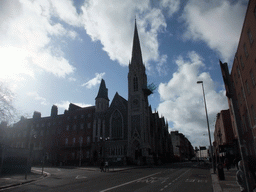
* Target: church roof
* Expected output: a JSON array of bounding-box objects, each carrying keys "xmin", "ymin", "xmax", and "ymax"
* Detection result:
[{"xmin": 95, "ymin": 79, "xmax": 109, "ymax": 101}]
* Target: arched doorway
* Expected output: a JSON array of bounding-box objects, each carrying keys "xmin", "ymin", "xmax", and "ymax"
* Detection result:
[{"xmin": 132, "ymin": 140, "xmax": 142, "ymax": 164}]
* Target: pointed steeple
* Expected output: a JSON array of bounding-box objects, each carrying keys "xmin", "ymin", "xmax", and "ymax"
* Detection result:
[
  {"xmin": 131, "ymin": 20, "xmax": 143, "ymax": 66},
  {"xmin": 95, "ymin": 79, "xmax": 109, "ymax": 101}
]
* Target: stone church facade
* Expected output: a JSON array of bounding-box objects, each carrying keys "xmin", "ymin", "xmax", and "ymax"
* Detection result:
[{"xmin": 2, "ymin": 21, "xmax": 173, "ymax": 166}]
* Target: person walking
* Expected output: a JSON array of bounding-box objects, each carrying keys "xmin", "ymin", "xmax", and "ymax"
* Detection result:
[
  {"xmin": 100, "ymin": 160, "xmax": 104, "ymax": 172},
  {"xmin": 236, "ymin": 160, "xmax": 256, "ymax": 192},
  {"xmin": 224, "ymin": 157, "xmax": 230, "ymax": 171},
  {"xmin": 104, "ymin": 161, "xmax": 109, "ymax": 172}
]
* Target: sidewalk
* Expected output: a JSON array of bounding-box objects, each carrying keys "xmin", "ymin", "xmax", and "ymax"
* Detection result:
[
  {"xmin": 211, "ymin": 167, "xmax": 240, "ymax": 192},
  {"xmin": 0, "ymin": 170, "xmax": 47, "ymax": 190},
  {"xmin": 0, "ymin": 166, "xmax": 136, "ymax": 190}
]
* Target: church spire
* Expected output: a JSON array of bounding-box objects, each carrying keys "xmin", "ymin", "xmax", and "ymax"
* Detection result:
[
  {"xmin": 95, "ymin": 79, "xmax": 109, "ymax": 101},
  {"xmin": 131, "ymin": 20, "xmax": 143, "ymax": 67}
]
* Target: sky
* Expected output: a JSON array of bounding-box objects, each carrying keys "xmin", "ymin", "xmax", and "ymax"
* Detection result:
[{"xmin": 0, "ymin": 0, "xmax": 249, "ymax": 147}]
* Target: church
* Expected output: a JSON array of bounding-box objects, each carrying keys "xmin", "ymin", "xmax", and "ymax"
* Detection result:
[{"xmin": 3, "ymin": 21, "xmax": 174, "ymax": 166}]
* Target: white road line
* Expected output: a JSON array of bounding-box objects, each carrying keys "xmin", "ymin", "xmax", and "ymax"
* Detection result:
[
  {"xmin": 99, "ymin": 171, "xmax": 162, "ymax": 192},
  {"xmin": 75, "ymin": 175, "xmax": 87, "ymax": 179},
  {"xmin": 159, "ymin": 169, "xmax": 191, "ymax": 191}
]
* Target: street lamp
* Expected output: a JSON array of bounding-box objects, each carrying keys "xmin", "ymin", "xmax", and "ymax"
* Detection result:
[
  {"xmin": 197, "ymin": 81, "xmax": 215, "ymax": 173},
  {"xmin": 79, "ymin": 137, "xmax": 83, "ymax": 167}
]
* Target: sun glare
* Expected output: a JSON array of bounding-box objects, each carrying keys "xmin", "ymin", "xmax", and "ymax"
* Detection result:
[{"xmin": 0, "ymin": 47, "xmax": 34, "ymax": 80}]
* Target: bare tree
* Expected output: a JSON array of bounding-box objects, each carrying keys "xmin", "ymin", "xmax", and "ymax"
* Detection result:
[{"xmin": 0, "ymin": 83, "xmax": 17, "ymax": 124}]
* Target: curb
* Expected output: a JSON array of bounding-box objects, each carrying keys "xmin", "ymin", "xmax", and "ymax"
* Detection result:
[
  {"xmin": 0, "ymin": 170, "xmax": 50, "ymax": 190},
  {"xmin": 0, "ymin": 179, "xmax": 36, "ymax": 190},
  {"xmin": 211, "ymin": 169, "xmax": 222, "ymax": 192}
]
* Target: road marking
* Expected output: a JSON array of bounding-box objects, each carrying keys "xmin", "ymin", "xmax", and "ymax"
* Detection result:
[
  {"xmin": 100, "ymin": 171, "xmax": 162, "ymax": 192},
  {"xmin": 160, "ymin": 169, "xmax": 191, "ymax": 191},
  {"xmin": 185, "ymin": 179, "xmax": 207, "ymax": 183},
  {"xmin": 75, "ymin": 175, "xmax": 87, "ymax": 179}
]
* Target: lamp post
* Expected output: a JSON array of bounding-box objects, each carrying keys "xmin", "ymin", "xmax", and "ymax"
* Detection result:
[
  {"xmin": 25, "ymin": 129, "xmax": 36, "ymax": 179},
  {"xmin": 197, "ymin": 81, "xmax": 215, "ymax": 173},
  {"xmin": 79, "ymin": 137, "xmax": 82, "ymax": 167}
]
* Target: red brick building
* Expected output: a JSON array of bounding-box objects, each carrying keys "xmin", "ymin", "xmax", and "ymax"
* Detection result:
[
  {"xmin": 220, "ymin": 0, "xmax": 256, "ymax": 158},
  {"xmin": 214, "ymin": 110, "xmax": 237, "ymax": 161}
]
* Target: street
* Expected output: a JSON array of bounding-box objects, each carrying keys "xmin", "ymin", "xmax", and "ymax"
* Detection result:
[{"xmin": 3, "ymin": 162, "xmax": 213, "ymax": 192}]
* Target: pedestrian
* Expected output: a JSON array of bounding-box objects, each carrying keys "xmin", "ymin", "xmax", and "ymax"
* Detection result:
[
  {"xmin": 100, "ymin": 160, "xmax": 104, "ymax": 172},
  {"xmin": 233, "ymin": 156, "xmax": 239, "ymax": 170},
  {"xmin": 224, "ymin": 157, "xmax": 230, "ymax": 171},
  {"xmin": 236, "ymin": 160, "xmax": 256, "ymax": 192},
  {"xmin": 104, "ymin": 161, "xmax": 109, "ymax": 172},
  {"xmin": 237, "ymin": 160, "xmax": 246, "ymax": 192},
  {"xmin": 248, "ymin": 155, "xmax": 256, "ymax": 183}
]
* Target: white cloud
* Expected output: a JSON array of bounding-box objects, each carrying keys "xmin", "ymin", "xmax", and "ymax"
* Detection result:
[
  {"xmin": 156, "ymin": 54, "xmax": 168, "ymax": 75},
  {"xmin": 68, "ymin": 77, "xmax": 77, "ymax": 82},
  {"xmin": 82, "ymin": 72, "xmax": 106, "ymax": 89},
  {"xmin": 50, "ymin": 0, "xmax": 83, "ymax": 27},
  {"xmin": 160, "ymin": 0, "xmax": 180, "ymax": 17},
  {"xmin": 80, "ymin": 0, "xmax": 173, "ymax": 67},
  {"xmin": 157, "ymin": 51, "xmax": 228, "ymax": 146},
  {"xmin": 27, "ymin": 91, "xmax": 47, "ymax": 106},
  {"xmin": 181, "ymin": 0, "xmax": 247, "ymax": 62},
  {"xmin": 56, "ymin": 101, "xmax": 92, "ymax": 110},
  {"xmin": 0, "ymin": 0, "xmax": 76, "ymax": 81}
]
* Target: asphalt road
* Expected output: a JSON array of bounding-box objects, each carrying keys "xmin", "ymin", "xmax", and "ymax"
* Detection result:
[{"xmin": 3, "ymin": 162, "xmax": 213, "ymax": 192}]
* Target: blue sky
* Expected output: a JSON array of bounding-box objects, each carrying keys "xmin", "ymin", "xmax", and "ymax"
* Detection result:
[{"xmin": 0, "ymin": 0, "xmax": 248, "ymax": 147}]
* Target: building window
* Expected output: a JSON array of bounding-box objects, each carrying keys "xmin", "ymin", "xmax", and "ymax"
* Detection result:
[
  {"xmin": 238, "ymin": 94, "xmax": 242, "ymax": 106},
  {"xmin": 86, "ymin": 151, "xmax": 90, "ymax": 158},
  {"xmin": 251, "ymin": 105, "xmax": 256, "ymax": 126},
  {"xmin": 254, "ymin": 5, "xmax": 256, "ymax": 18},
  {"xmin": 240, "ymin": 56, "xmax": 244, "ymax": 68},
  {"xmin": 80, "ymin": 123, "xmax": 84, "ymax": 129},
  {"xmin": 81, "ymin": 115, "xmax": 84, "ymax": 119},
  {"xmin": 133, "ymin": 75, "xmax": 138, "ymax": 92},
  {"xmin": 111, "ymin": 110, "xmax": 123, "ymax": 138},
  {"xmin": 73, "ymin": 124, "xmax": 76, "ymax": 130},
  {"xmin": 241, "ymin": 87, "xmax": 246, "ymax": 100},
  {"xmin": 65, "ymin": 138, "xmax": 68, "ymax": 146},
  {"xmin": 245, "ymin": 81, "xmax": 251, "ymax": 94},
  {"xmin": 244, "ymin": 44, "xmax": 249, "ymax": 58},
  {"xmin": 237, "ymin": 66, "xmax": 241, "ymax": 77},
  {"xmin": 73, "ymin": 138, "xmax": 76, "ymax": 145},
  {"xmin": 66, "ymin": 125, "xmax": 69, "ymax": 131},
  {"xmin": 250, "ymin": 70, "xmax": 256, "ymax": 87},
  {"xmin": 87, "ymin": 136, "xmax": 90, "ymax": 144},
  {"xmin": 234, "ymin": 74, "xmax": 238, "ymax": 84},
  {"xmin": 88, "ymin": 114, "xmax": 91, "ymax": 118},
  {"xmin": 74, "ymin": 116, "xmax": 77, "ymax": 119},
  {"xmin": 87, "ymin": 122, "xmax": 91, "ymax": 129},
  {"xmin": 79, "ymin": 137, "xmax": 83, "ymax": 144},
  {"xmin": 247, "ymin": 29, "xmax": 253, "ymax": 44}
]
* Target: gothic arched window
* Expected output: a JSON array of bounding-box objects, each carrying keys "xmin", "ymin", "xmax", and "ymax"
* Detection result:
[
  {"xmin": 111, "ymin": 110, "xmax": 123, "ymax": 138},
  {"xmin": 134, "ymin": 75, "xmax": 138, "ymax": 92}
]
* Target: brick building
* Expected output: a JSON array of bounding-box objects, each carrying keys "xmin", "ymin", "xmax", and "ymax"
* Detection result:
[
  {"xmin": 220, "ymin": 0, "xmax": 256, "ymax": 158},
  {"xmin": 170, "ymin": 131, "xmax": 194, "ymax": 161},
  {"xmin": 213, "ymin": 109, "xmax": 238, "ymax": 161}
]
